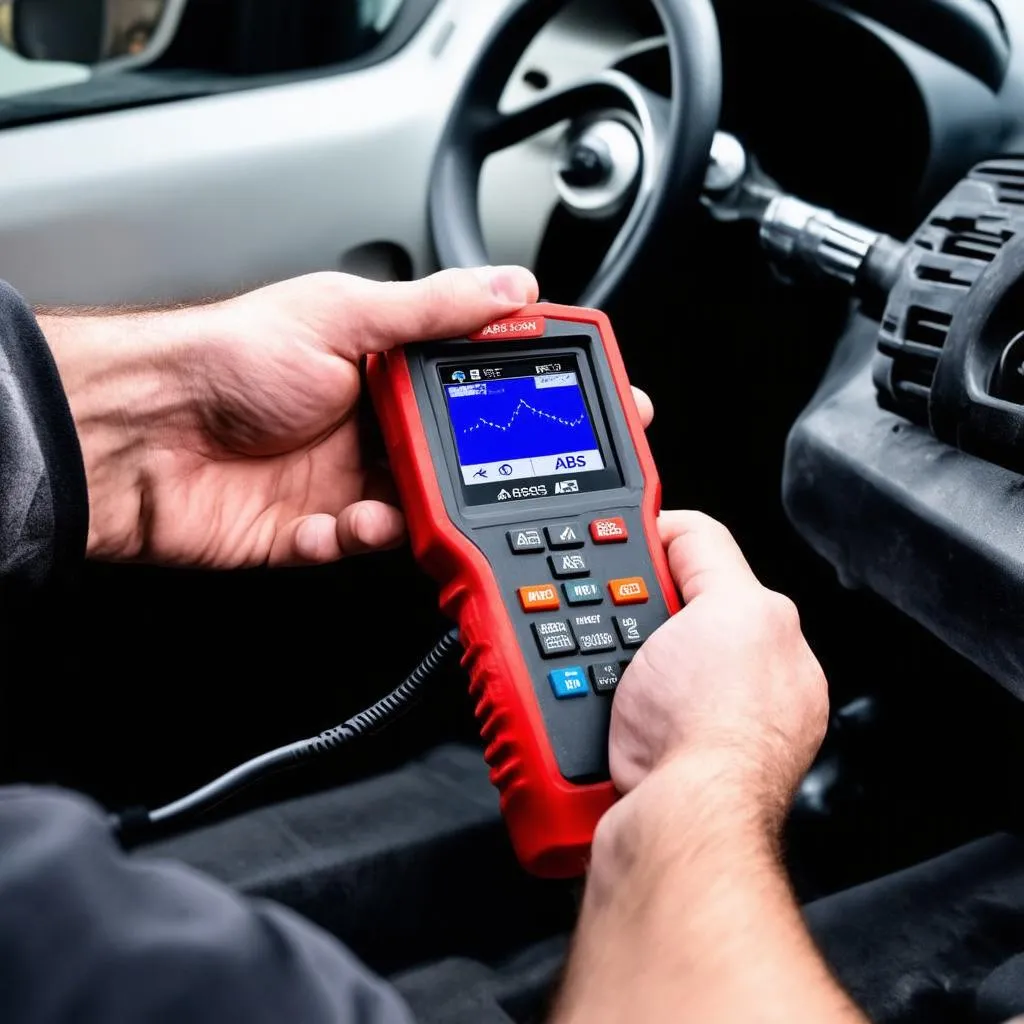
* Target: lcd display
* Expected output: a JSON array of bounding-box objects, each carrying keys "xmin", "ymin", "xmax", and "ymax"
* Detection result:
[{"xmin": 441, "ymin": 356, "xmax": 606, "ymax": 487}]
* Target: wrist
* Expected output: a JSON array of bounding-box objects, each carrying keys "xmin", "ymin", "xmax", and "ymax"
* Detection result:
[
  {"xmin": 553, "ymin": 754, "xmax": 792, "ymax": 1024},
  {"xmin": 561, "ymin": 752, "xmax": 860, "ymax": 1024},
  {"xmin": 591, "ymin": 750, "xmax": 781, "ymax": 904},
  {"xmin": 39, "ymin": 310, "xmax": 199, "ymax": 561}
]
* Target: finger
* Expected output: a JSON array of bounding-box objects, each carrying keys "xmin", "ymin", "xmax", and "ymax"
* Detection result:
[
  {"xmin": 335, "ymin": 500, "xmax": 407, "ymax": 557},
  {"xmin": 658, "ymin": 510, "xmax": 760, "ymax": 603},
  {"xmin": 631, "ymin": 386, "xmax": 654, "ymax": 429},
  {"xmin": 269, "ymin": 502, "xmax": 407, "ymax": 567},
  {"xmin": 347, "ymin": 266, "xmax": 540, "ymax": 356},
  {"xmin": 270, "ymin": 514, "xmax": 344, "ymax": 567}
]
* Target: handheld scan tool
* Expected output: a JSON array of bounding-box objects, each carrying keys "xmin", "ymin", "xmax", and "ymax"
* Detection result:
[{"xmin": 368, "ymin": 305, "xmax": 679, "ymax": 877}]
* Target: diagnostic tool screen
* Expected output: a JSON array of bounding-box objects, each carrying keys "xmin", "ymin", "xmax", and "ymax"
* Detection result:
[{"xmin": 441, "ymin": 355, "xmax": 606, "ymax": 489}]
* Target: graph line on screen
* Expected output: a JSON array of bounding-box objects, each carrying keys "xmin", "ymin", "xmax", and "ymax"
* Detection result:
[
  {"xmin": 445, "ymin": 371, "xmax": 601, "ymax": 465},
  {"xmin": 463, "ymin": 400, "xmax": 588, "ymax": 435}
]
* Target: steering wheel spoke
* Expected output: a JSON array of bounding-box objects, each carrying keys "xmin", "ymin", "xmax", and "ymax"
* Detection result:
[
  {"xmin": 477, "ymin": 79, "xmax": 637, "ymax": 156},
  {"xmin": 431, "ymin": 0, "xmax": 722, "ymax": 307}
]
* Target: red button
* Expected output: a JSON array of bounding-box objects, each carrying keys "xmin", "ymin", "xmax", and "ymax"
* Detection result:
[
  {"xmin": 590, "ymin": 517, "xmax": 629, "ymax": 544},
  {"xmin": 469, "ymin": 316, "xmax": 546, "ymax": 341}
]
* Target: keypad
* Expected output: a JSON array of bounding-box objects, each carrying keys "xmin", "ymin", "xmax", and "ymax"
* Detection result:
[{"xmin": 512, "ymin": 517, "xmax": 660, "ymax": 703}]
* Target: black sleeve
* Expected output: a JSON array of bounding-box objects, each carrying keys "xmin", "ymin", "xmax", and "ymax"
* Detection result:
[
  {"xmin": 0, "ymin": 787, "xmax": 415, "ymax": 1024},
  {"xmin": 0, "ymin": 281, "xmax": 88, "ymax": 596}
]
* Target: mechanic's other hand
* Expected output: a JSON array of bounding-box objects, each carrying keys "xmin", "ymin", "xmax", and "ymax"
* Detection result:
[
  {"xmin": 44, "ymin": 268, "xmax": 551, "ymax": 567},
  {"xmin": 610, "ymin": 511, "xmax": 829, "ymax": 831}
]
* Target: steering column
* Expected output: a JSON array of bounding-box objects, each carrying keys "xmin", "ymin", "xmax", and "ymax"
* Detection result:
[{"xmin": 701, "ymin": 132, "xmax": 909, "ymax": 319}]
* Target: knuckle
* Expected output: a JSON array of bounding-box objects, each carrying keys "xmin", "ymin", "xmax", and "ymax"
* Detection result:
[
  {"xmin": 688, "ymin": 510, "xmax": 737, "ymax": 545},
  {"xmin": 709, "ymin": 515, "xmax": 740, "ymax": 547},
  {"xmin": 419, "ymin": 270, "xmax": 466, "ymax": 332},
  {"xmin": 810, "ymin": 671, "xmax": 830, "ymax": 729},
  {"xmin": 431, "ymin": 267, "xmax": 472, "ymax": 302},
  {"xmin": 760, "ymin": 588, "xmax": 801, "ymax": 631},
  {"xmin": 311, "ymin": 270, "xmax": 348, "ymax": 290},
  {"xmin": 298, "ymin": 270, "xmax": 354, "ymax": 304},
  {"xmin": 799, "ymin": 658, "xmax": 830, "ymax": 743}
]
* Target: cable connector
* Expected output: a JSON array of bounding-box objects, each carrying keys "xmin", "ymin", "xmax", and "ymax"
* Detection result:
[{"xmin": 760, "ymin": 195, "xmax": 881, "ymax": 287}]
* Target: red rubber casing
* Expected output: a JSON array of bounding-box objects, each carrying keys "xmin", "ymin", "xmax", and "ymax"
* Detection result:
[{"xmin": 367, "ymin": 304, "xmax": 679, "ymax": 877}]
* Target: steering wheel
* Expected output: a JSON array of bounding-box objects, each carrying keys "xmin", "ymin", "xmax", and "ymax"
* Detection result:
[{"xmin": 430, "ymin": 0, "xmax": 722, "ymax": 309}]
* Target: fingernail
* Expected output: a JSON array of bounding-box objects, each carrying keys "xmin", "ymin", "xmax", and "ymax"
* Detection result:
[{"xmin": 486, "ymin": 266, "xmax": 533, "ymax": 305}]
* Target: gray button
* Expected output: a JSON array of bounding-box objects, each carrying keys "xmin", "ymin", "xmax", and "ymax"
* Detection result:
[
  {"xmin": 532, "ymin": 620, "xmax": 578, "ymax": 659},
  {"xmin": 614, "ymin": 615, "xmax": 647, "ymax": 649},
  {"xmin": 571, "ymin": 612, "xmax": 617, "ymax": 654},
  {"xmin": 507, "ymin": 528, "xmax": 544, "ymax": 554},
  {"xmin": 549, "ymin": 552, "xmax": 590, "ymax": 579},
  {"xmin": 590, "ymin": 662, "xmax": 626, "ymax": 694},
  {"xmin": 546, "ymin": 523, "xmax": 585, "ymax": 549}
]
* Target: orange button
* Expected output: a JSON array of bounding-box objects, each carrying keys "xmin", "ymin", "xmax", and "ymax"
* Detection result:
[
  {"xmin": 518, "ymin": 584, "xmax": 561, "ymax": 613},
  {"xmin": 590, "ymin": 517, "xmax": 629, "ymax": 544},
  {"xmin": 609, "ymin": 577, "xmax": 649, "ymax": 606}
]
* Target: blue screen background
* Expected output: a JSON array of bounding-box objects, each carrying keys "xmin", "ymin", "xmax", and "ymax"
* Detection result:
[{"xmin": 445, "ymin": 374, "xmax": 600, "ymax": 466}]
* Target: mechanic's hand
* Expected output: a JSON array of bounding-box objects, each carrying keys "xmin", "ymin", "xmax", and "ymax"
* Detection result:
[
  {"xmin": 42, "ymin": 268, "xmax": 533, "ymax": 566},
  {"xmin": 610, "ymin": 511, "xmax": 829, "ymax": 831},
  {"xmin": 44, "ymin": 268, "xmax": 655, "ymax": 569}
]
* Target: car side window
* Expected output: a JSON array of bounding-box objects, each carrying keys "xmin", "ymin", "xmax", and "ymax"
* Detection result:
[{"xmin": 0, "ymin": 0, "xmax": 414, "ymax": 105}]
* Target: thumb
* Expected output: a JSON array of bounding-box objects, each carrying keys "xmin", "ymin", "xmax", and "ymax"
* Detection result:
[
  {"xmin": 348, "ymin": 266, "xmax": 539, "ymax": 356},
  {"xmin": 658, "ymin": 510, "xmax": 760, "ymax": 604}
]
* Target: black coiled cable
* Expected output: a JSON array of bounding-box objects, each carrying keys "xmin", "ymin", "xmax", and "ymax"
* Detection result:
[
  {"xmin": 307, "ymin": 630, "xmax": 459, "ymax": 754},
  {"xmin": 112, "ymin": 628, "xmax": 461, "ymax": 842}
]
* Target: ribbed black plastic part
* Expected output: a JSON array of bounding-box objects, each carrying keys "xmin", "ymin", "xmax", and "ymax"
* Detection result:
[{"xmin": 874, "ymin": 159, "xmax": 1024, "ymax": 427}]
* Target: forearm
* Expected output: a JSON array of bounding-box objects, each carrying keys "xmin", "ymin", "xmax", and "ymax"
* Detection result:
[
  {"xmin": 37, "ymin": 310, "xmax": 197, "ymax": 561},
  {"xmin": 554, "ymin": 755, "xmax": 867, "ymax": 1024}
]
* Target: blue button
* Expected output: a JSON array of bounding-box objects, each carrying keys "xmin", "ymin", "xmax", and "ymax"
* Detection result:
[
  {"xmin": 548, "ymin": 666, "xmax": 589, "ymax": 700},
  {"xmin": 564, "ymin": 581, "xmax": 603, "ymax": 606}
]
